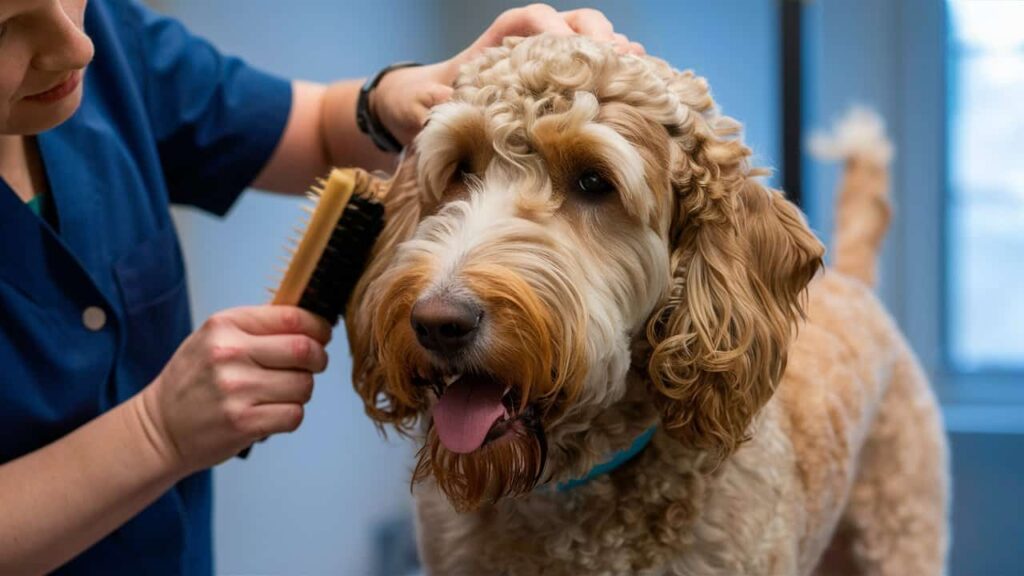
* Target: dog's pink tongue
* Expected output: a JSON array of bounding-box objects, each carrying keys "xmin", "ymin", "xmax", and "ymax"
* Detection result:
[{"xmin": 432, "ymin": 377, "xmax": 506, "ymax": 454}]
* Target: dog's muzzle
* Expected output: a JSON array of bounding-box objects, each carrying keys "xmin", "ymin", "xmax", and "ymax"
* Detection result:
[{"xmin": 410, "ymin": 294, "xmax": 483, "ymax": 357}]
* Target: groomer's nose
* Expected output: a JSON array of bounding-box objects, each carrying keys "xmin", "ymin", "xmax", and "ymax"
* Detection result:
[{"xmin": 32, "ymin": 2, "xmax": 95, "ymax": 72}]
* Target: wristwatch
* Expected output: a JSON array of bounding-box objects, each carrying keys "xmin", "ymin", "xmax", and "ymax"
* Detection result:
[{"xmin": 356, "ymin": 61, "xmax": 422, "ymax": 153}]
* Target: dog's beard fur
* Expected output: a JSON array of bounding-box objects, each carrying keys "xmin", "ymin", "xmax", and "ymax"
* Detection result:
[
  {"xmin": 354, "ymin": 230, "xmax": 589, "ymax": 508},
  {"xmin": 362, "ymin": 250, "xmax": 587, "ymax": 512},
  {"xmin": 413, "ymin": 419, "xmax": 548, "ymax": 513},
  {"xmin": 404, "ymin": 263, "xmax": 580, "ymax": 512}
]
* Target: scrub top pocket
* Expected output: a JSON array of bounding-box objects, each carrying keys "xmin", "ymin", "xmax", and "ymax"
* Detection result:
[{"xmin": 113, "ymin": 223, "xmax": 193, "ymax": 390}]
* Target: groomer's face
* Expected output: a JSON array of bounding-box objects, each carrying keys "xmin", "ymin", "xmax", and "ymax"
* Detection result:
[{"xmin": 0, "ymin": 0, "xmax": 93, "ymax": 135}]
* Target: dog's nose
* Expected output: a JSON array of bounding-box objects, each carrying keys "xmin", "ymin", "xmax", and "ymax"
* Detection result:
[{"xmin": 411, "ymin": 296, "xmax": 482, "ymax": 355}]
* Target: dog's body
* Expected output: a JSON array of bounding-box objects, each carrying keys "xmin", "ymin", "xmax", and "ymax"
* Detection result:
[
  {"xmin": 414, "ymin": 272, "xmax": 947, "ymax": 575},
  {"xmin": 347, "ymin": 35, "xmax": 948, "ymax": 575}
]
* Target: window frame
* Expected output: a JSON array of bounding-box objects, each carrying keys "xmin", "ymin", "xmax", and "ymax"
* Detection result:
[{"xmin": 803, "ymin": 0, "xmax": 1024, "ymax": 430}]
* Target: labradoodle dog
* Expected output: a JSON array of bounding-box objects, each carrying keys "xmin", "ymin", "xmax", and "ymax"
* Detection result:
[{"xmin": 345, "ymin": 35, "xmax": 949, "ymax": 575}]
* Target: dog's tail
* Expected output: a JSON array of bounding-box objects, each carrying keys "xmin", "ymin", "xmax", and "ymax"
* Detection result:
[{"xmin": 809, "ymin": 107, "xmax": 894, "ymax": 288}]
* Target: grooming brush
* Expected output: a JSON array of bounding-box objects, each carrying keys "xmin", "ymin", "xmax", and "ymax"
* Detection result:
[
  {"xmin": 240, "ymin": 168, "xmax": 385, "ymax": 459},
  {"xmin": 271, "ymin": 167, "xmax": 385, "ymax": 325}
]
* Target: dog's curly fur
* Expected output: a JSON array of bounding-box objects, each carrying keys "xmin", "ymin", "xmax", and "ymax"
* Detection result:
[{"xmin": 346, "ymin": 35, "xmax": 949, "ymax": 575}]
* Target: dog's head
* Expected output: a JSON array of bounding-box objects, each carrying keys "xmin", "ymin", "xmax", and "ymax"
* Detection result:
[{"xmin": 347, "ymin": 35, "xmax": 823, "ymax": 511}]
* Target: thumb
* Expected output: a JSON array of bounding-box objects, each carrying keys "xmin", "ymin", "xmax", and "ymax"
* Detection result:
[
  {"xmin": 425, "ymin": 83, "xmax": 455, "ymax": 109},
  {"xmin": 404, "ymin": 84, "xmax": 453, "ymax": 142}
]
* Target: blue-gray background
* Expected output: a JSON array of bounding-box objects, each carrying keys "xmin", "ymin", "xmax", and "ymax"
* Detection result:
[{"xmin": 155, "ymin": 1, "xmax": 1023, "ymax": 574}]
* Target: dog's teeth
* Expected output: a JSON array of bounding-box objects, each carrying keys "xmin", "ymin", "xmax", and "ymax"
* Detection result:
[{"xmin": 443, "ymin": 373, "xmax": 462, "ymax": 386}]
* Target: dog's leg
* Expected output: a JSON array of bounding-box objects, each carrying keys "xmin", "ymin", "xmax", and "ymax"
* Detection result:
[{"xmin": 813, "ymin": 345, "xmax": 949, "ymax": 575}]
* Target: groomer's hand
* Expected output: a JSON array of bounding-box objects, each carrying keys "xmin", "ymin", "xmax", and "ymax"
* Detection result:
[
  {"xmin": 135, "ymin": 306, "xmax": 330, "ymax": 474},
  {"xmin": 373, "ymin": 4, "xmax": 646, "ymax": 145}
]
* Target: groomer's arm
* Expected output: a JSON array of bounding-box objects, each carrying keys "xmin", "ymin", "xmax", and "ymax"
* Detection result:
[
  {"xmin": 252, "ymin": 5, "xmax": 643, "ymax": 195},
  {"xmin": 251, "ymin": 78, "xmax": 398, "ymax": 195},
  {"xmin": 0, "ymin": 398, "xmax": 179, "ymax": 574},
  {"xmin": 0, "ymin": 306, "xmax": 329, "ymax": 574}
]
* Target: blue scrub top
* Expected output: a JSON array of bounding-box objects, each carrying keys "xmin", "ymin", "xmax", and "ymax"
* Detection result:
[{"xmin": 0, "ymin": 1, "xmax": 292, "ymax": 573}]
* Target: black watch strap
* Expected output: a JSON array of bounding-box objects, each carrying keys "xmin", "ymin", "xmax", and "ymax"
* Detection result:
[{"xmin": 356, "ymin": 61, "xmax": 422, "ymax": 153}]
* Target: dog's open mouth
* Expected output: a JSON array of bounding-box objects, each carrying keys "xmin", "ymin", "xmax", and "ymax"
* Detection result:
[{"xmin": 418, "ymin": 372, "xmax": 527, "ymax": 454}]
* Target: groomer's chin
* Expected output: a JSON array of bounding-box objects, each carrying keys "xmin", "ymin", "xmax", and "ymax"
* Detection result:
[{"xmin": 9, "ymin": 72, "xmax": 86, "ymax": 135}]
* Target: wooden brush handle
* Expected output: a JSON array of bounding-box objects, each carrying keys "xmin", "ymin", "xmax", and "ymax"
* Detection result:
[{"xmin": 272, "ymin": 168, "xmax": 357, "ymax": 307}]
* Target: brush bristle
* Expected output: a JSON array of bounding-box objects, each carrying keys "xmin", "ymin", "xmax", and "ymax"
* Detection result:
[
  {"xmin": 271, "ymin": 168, "xmax": 385, "ymax": 326},
  {"xmin": 295, "ymin": 193, "xmax": 384, "ymax": 325}
]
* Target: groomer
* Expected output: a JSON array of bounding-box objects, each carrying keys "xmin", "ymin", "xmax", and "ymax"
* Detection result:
[{"xmin": 0, "ymin": 1, "xmax": 642, "ymax": 573}]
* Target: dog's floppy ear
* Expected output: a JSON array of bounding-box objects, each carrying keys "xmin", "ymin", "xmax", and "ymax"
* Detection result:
[
  {"xmin": 645, "ymin": 116, "xmax": 823, "ymax": 460},
  {"xmin": 346, "ymin": 150, "xmax": 423, "ymax": 429}
]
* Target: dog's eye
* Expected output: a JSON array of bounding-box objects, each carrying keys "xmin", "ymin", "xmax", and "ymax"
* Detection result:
[
  {"xmin": 576, "ymin": 169, "xmax": 615, "ymax": 198},
  {"xmin": 455, "ymin": 159, "xmax": 473, "ymax": 180}
]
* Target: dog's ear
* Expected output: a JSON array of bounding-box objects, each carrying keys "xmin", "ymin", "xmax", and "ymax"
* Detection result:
[
  {"xmin": 346, "ymin": 150, "xmax": 423, "ymax": 429},
  {"xmin": 645, "ymin": 120, "xmax": 823, "ymax": 460}
]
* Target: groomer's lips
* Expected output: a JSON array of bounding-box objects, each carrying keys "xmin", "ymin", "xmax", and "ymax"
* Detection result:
[{"xmin": 23, "ymin": 70, "xmax": 82, "ymax": 104}]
